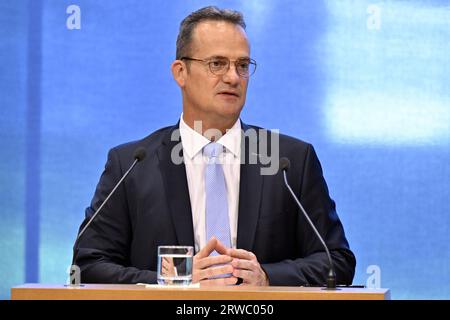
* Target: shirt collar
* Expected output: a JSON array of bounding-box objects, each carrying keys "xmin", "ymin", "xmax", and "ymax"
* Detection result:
[
  {"xmin": 179, "ymin": 114, "xmax": 241, "ymax": 159},
  {"xmin": 216, "ymin": 118, "xmax": 241, "ymax": 158},
  {"xmin": 179, "ymin": 114, "xmax": 210, "ymax": 160}
]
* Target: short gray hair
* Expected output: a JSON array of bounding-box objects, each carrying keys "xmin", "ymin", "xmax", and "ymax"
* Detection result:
[{"xmin": 176, "ymin": 6, "xmax": 246, "ymax": 59}]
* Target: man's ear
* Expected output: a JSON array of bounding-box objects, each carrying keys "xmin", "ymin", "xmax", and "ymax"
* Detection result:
[{"xmin": 171, "ymin": 60, "xmax": 186, "ymax": 87}]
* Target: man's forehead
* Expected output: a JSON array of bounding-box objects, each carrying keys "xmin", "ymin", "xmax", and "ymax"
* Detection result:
[{"xmin": 190, "ymin": 20, "xmax": 250, "ymax": 55}]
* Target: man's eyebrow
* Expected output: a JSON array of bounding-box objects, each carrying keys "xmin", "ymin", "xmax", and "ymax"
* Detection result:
[
  {"xmin": 205, "ymin": 55, "xmax": 251, "ymax": 60},
  {"xmin": 205, "ymin": 55, "xmax": 228, "ymax": 60}
]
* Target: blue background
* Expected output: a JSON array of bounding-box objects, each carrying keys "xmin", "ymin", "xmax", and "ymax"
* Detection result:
[{"xmin": 1, "ymin": 0, "xmax": 449, "ymax": 299}]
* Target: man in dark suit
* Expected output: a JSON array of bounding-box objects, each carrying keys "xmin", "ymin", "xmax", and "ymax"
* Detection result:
[{"xmin": 74, "ymin": 6, "xmax": 356, "ymax": 286}]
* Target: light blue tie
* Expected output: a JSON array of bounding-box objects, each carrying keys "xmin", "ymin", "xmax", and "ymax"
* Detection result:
[{"xmin": 204, "ymin": 142, "xmax": 231, "ymax": 255}]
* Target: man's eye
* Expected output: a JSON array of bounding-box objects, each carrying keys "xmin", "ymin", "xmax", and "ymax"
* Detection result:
[
  {"xmin": 238, "ymin": 63, "xmax": 249, "ymax": 70},
  {"xmin": 210, "ymin": 60, "xmax": 227, "ymax": 68}
]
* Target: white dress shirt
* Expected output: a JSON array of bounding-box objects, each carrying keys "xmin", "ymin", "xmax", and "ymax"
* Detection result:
[{"xmin": 179, "ymin": 114, "xmax": 241, "ymax": 253}]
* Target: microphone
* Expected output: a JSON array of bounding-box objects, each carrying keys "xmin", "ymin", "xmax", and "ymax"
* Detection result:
[
  {"xmin": 280, "ymin": 157, "xmax": 337, "ymax": 290},
  {"xmin": 69, "ymin": 147, "xmax": 147, "ymax": 286}
]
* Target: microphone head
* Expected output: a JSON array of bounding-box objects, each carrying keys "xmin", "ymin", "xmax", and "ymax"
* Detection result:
[
  {"xmin": 133, "ymin": 147, "xmax": 147, "ymax": 162},
  {"xmin": 280, "ymin": 157, "xmax": 290, "ymax": 172}
]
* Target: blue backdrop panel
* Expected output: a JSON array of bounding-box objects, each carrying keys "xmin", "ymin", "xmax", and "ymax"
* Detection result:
[
  {"xmin": 0, "ymin": 0, "xmax": 28, "ymax": 299},
  {"xmin": 0, "ymin": 0, "xmax": 449, "ymax": 299}
]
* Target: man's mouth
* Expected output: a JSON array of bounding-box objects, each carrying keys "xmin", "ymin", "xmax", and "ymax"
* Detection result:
[{"xmin": 217, "ymin": 91, "xmax": 239, "ymax": 97}]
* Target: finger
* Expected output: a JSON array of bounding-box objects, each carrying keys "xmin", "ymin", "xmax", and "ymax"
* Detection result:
[
  {"xmin": 195, "ymin": 255, "xmax": 233, "ymax": 269},
  {"xmin": 199, "ymin": 264, "xmax": 234, "ymax": 280},
  {"xmin": 215, "ymin": 239, "xmax": 231, "ymax": 255},
  {"xmin": 195, "ymin": 237, "xmax": 218, "ymax": 258},
  {"xmin": 228, "ymin": 248, "xmax": 255, "ymax": 260},
  {"xmin": 200, "ymin": 276, "xmax": 238, "ymax": 286},
  {"xmin": 232, "ymin": 268, "xmax": 252, "ymax": 280},
  {"xmin": 231, "ymin": 258, "xmax": 254, "ymax": 271}
]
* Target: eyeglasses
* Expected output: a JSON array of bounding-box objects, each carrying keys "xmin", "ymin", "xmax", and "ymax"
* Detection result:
[{"xmin": 180, "ymin": 56, "xmax": 257, "ymax": 78}]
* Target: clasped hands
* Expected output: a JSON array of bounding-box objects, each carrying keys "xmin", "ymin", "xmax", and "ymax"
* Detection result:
[{"xmin": 192, "ymin": 237, "xmax": 269, "ymax": 286}]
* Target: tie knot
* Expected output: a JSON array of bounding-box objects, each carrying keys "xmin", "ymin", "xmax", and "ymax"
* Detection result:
[{"xmin": 203, "ymin": 142, "xmax": 223, "ymax": 159}]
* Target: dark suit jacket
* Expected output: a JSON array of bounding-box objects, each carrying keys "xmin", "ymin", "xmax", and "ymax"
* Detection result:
[{"xmin": 74, "ymin": 122, "xmax": 356, "ymax": 286}]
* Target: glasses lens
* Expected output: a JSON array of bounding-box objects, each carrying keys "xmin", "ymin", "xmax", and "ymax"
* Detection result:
[
  {"xmin": 209, "ymin": 58, "xmax": 229, "ymax": 74},
  {"xmin": 208, "ymin": 58, "xmax": 256, "ymax": 77},
  {"xmin": 236, "ymin": 59, "xmax": 253, "ymax": 77}
]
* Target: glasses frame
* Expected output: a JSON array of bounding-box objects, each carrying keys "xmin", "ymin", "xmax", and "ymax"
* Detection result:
[{"xmin": 180, "ymin": 56, "xmax": 257, "ymax": 78}]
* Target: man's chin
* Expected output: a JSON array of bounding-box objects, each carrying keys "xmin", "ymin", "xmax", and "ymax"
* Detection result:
[
  {"xmin": 217, "ymin": 108, "xmax": 243, "ymax": 122},
  {"xmin": 218, "ymin": 102, "xmax": 244, "ymax": 115}
]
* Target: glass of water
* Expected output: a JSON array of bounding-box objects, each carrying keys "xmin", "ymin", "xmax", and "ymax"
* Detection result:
[{"xmin": 157, "ymin": 245, "xmax": 194, "ymax": 286}]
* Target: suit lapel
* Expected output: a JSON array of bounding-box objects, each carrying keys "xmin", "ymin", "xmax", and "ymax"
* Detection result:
[
  {"xmin": 157, "ymin": 124, "xmax": 195, "ymax": 247},
  {"xmin": 237, "ymin": 122, "xmax": 264, "ymax": 251}
]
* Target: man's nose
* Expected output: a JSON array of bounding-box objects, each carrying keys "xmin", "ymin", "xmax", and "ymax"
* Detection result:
[{"xmin": 222, "ymin": 64, "xmax": 241, "ymax": 85}]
